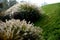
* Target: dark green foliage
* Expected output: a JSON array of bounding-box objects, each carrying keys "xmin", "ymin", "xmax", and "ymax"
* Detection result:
[
  {"xmin": 14, "ymin": 3, "xmax": 41, "ymax": 23},
  {"xmin": 0, "ymin": 14, "xmax": 11, "ymax": 22}
]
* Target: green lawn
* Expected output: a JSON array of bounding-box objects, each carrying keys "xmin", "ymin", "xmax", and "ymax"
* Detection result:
[{"xmin": 34, "ymin": 3, "xmax": 60, "ymax": 40}]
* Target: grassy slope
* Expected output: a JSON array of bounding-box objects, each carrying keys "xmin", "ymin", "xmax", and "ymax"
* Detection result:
[{"xmin": 34, "ymin": 3, "xmax": 60, "ymax": 40}]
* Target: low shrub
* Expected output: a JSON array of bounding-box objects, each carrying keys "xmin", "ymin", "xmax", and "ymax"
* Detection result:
[
  {"xmin": 13, "ymin": 3, "xmax": 41, "ymax": 23},
  {"xmin": 0, "ymin": 19, "xmax": 43, "ymax": 40},
  {"xmin": 0, "ymin": 3, "xmax": 41, "ymax": 23}
]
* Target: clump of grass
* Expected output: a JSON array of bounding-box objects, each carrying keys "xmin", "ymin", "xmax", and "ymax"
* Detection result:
[
  {"xmin": 0, "ymin": 19, "xmax": 43, "ymax": 40},
  {"xmin": 0, "ymin": 3, "xmax": 41, "ymax": 23},
  {"xmin": 13, "ymin": 3, "xmax": 41, "ymax": 23}
]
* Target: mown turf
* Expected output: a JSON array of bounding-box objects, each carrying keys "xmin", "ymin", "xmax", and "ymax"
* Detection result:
[{"xmin": 34, "ymin": 3, "xmax": 60, "ymax": 40}]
